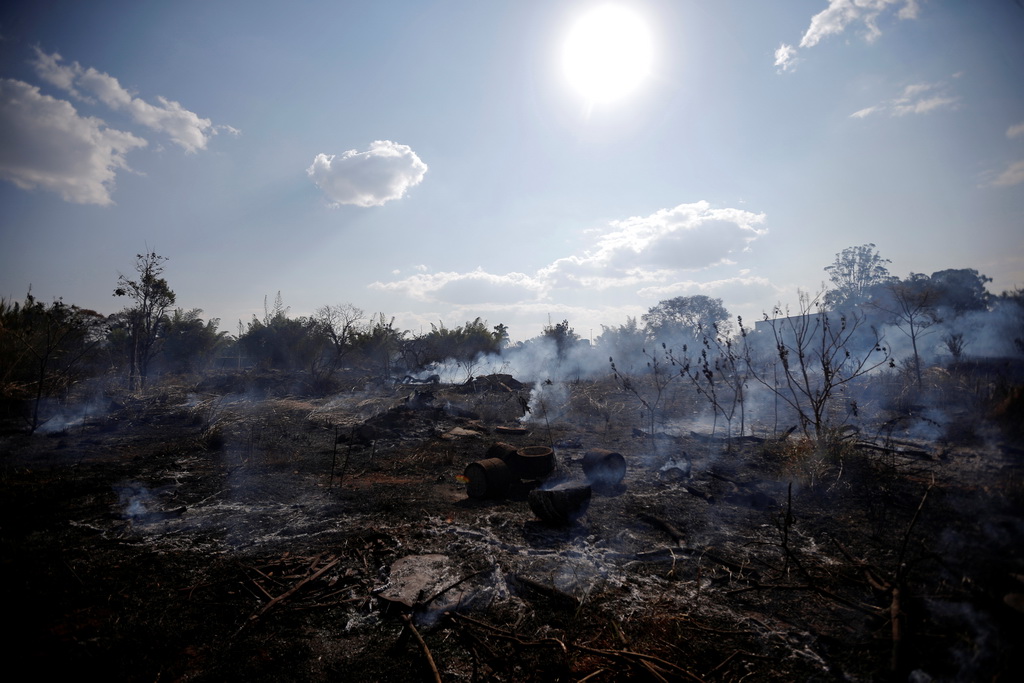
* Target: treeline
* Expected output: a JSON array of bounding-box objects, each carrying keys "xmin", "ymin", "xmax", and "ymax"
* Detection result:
[{"xmin": 2, "ymin": 246, "xmax": 1022, "ymax": 434}]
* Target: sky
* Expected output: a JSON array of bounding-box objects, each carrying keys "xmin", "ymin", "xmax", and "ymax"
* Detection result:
[{"xmin": 1, "ymin": 0, "xmax": 1022, "ymax": 343}]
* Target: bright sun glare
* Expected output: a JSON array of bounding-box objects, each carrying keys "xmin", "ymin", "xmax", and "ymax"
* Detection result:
[{"xmin": 562, "ymin": 4, "xmax": 653, "ymax": 104}]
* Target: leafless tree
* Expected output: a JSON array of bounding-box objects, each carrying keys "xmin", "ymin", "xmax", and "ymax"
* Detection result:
[{"xmin": 743, "ymin": 290, "xmax": 893, "ymax": 441}]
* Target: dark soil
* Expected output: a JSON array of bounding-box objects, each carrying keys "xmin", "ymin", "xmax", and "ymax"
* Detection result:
[{"xmin": 3, "ymin": 372, "xmax": 1023, "ymax": 681}]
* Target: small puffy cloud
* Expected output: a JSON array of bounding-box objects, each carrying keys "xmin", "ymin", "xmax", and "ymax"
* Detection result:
[
  {"xmin": 774, "ymin": 44, "xmax": 798, "ymax": 73},
  {"xmin": 991, "ymin": 160, "xmax": 1024, "ymax": 188},
  {"xmin": 307, "ymin": 140, "xmax": 428, "ymax": 207},
  {"xmin": 0, "ymin": 78, "xmax": 147, "ymax": 205},
  {"xmin": 31, "ymin": 49, "xmax": 226, "ymax": 153},
  {"xmin": 800, "ymin": 0, "xmax": 920, "ymax": 49},
  {"xmin": 1007, "ymin": 122, "xmax": 1024, "ymax": 139},
  {"xmin": 371, "ymin": 268, "xmax": 545, "ymax": 305},
  {"xmin": 851, "ymin": 81, "xmax": 958, "ymax": 118}
]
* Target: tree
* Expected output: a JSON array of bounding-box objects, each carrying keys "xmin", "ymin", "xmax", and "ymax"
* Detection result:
[
  {"xmin": 743, "ymin": 289, "xmax": 893, "ymax": 441},
  {"xmin": 309, "ymin": 303, "xmax": 365, "ymax": 388},
  {"xmin": 113, "ymin": 251, "xmax": 176, "ymax": 389},
  {"xmin": 351, "ymin": 313, "xmax": 406, "ymax": 379},
  {"xmin": 642, "ymin": 295, "xmax": 731, "ymax": 343},
  {"xmin": 238, "ymin": 293, "xmax": 315, "ymax": 371},
  {"xmin": 928, "ymin": 268, "xmax": 991, "ymax": 316},
  {"xmin": 0, "ymin": 293, "xmax": 105, "ymax": 432},
  {"xmin": 542, "ymin": 319, "xmax": 582, "ymax": 358},
  {"xmin": 161, "ymin": 308, "xmax": 228, "ymax": 374},
  {"xmin": 823, "ymin": 243, "xmax": 895, "ymax": 310},
  {"xmin": 596, "ymin": 316, "xmax": 647, "ymax": 371},
  {"xmin": 872, "ymin": 274, "xmax": 940, "ymax": 387}
]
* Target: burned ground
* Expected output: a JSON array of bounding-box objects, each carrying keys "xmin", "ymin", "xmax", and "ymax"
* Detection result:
[{"xmin": 2, "ymin": 370, "xmax": 1023, "ymax": 682}]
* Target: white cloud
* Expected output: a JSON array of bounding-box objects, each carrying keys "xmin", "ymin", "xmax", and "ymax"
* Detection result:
[
  {"xmin": 307, "ymin": 140, "xmax": 428, "ymax": 207},
  {"xmin": 637, "ymin": 273, "xmax": 780, "ymax": 303},
  {"xmin": 800, "ymin": 0, "xmax": 921, "ymax": 49},
  {"xmin": 1007, "ymin": 122, "xmax": 1024, "ymax": 139},
  {"xmin": 371, "ymin": 268, "xmax": 546, "ymax": 305},
  {"xmin": 541, "ymin": 202, "xmax": 767, "ymax": 288},
  {"xmin": 373, "ymin": 201, "xmax": 767, "ymax": 310},
  {"xmin": 850, "ymin": 81, "xmax": 958, "ymax": 118},
  {"xmin": 774, "ymin": 43, "xmax": 799, "ymax": 73},
  {"xmin": 31, "ymin": 49, "xmax": 226, "ymax": 153},
  {"xmin": 991, "ymin": 160, "xmax": 1024, "ymax": 188},
  {"xmin": 0, "ymin": 78, "xmax": 147, "ymax": 205}
]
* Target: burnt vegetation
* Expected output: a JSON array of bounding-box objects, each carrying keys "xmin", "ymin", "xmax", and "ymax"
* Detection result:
[{"xmin": 2, "ymin": 246, "xmax": 1023, "ymax": 681}]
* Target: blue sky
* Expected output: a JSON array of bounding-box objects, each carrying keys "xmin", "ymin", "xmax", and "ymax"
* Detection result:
[{"xmin": 2, "ymin": 0, "xmax": 1022, "ymax": 342}]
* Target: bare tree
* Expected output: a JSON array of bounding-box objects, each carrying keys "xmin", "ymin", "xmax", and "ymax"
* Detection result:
[
  {"xmin": 310, "ymin": 303, "xmax": 365, "ymax": 388},
  {"xmin": 743, "ymin": 290, "xmax": 893, "ymax": 441},
  {"xmin": 872, "ymin": 275, "xmax": 940, "ymax": 387}
]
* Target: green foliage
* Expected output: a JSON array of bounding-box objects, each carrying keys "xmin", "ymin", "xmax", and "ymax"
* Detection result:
[
  {"xmin": 928, "ymin": 268, "xmax": 992, "ymax": 315},
  {"xmin": 642, "ymin": 295, "xmax": 731, "ymax": 343},
  {"xmin": 415, "ymin": 317, "xmax": 505, "ymax": 367},
  {"xmin": 351, "ymin": 313, "xmax": 406, "ymax": 379},
  {"xmin": 823, "ymin": 243, "xmax": 895, "ymax": 310},
  {"xmin": 112, "ymin": 251, "xmax": 176, "ymax": 388},
  {"xmin": 161, "ymin": 308, "xmax": 229, "ymax": 374},
  {"xmin": 239, "ymin": 294, "xmax": 319, "ymax": 371},
  {"xmin": 596, "ymin": 316, "xmax": 647, "ymax": 370},
  {"xmin": 542, "ymin": 319, "xmax": 582, "ymax": 357},
  {"xmin": 0, "ymin": 293, "xmax": 105, "ymax": 431}
]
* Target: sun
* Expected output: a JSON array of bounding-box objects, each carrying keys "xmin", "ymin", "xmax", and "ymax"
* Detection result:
[{"xmin": 562, "ymin": 4, "xmax": 654, "ymax": 104}]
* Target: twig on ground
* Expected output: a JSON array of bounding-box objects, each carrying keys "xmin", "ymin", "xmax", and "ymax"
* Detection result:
[{"xmin": 401, "ymin": 614, "xmax": 443, "ymax": 683}]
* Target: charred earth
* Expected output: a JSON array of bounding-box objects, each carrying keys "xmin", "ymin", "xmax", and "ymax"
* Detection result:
[{"xmin": 2, "ymin": 368, "xmax": 1023, "ymax": 681}]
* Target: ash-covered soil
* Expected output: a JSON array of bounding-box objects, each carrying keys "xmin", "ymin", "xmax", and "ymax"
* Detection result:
[{"xmin": 2, "ymin": 372, "xmax": 1023, "ymax": 682}]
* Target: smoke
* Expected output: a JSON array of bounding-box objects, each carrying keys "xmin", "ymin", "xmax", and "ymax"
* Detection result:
[{"xmin": 115, "ymin": 482, "xmax": 157, "ymax": 521}]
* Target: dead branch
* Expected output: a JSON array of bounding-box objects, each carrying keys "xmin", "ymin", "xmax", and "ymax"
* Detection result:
[
  {"xmin": 684, "ymin": 485, "xmax": 715, "ymax": 503},
  {"xmin": 511, "ymin": 573, "xmax": 579, "ymax": 607},
  {"xmin": 421, "ymin": 566, "xmax": 492, "ymax": 608},
  {"xmin": 401, "ymin": 614, "xmax": 443, "ymax": 683},
  {"xmin": 639, "ymin": 512, "xmax": 686, "ymax": 546},
  {"xmin": 895, "ymin": 477, "xmax": 934, "ymax": 583},
  {"xmin": 234, "ymin": 556, "xmax": 340, "ymax": 637},
  {"xmin": 890, "ymin": 587, "xmax": 903, "ymax": 673}
]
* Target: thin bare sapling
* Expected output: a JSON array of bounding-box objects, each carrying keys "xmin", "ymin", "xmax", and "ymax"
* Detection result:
[{"xmin": 742, "ymin": 290, "xmax": 893, "ymax": 441}]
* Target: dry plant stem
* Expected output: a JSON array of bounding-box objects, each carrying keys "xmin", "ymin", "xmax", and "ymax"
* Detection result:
[
  {"xmin": 400, "ymin": 614, "xmax": 443, "ymax": 683},
  {"xmin": 889, "ymin": 478, "xmax": 932, "ymax": 672}
]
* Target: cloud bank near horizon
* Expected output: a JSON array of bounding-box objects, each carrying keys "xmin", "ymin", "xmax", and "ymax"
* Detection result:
[{"xmin": 371, "ymin": 201, "xmax": 769, "ymax": 309}]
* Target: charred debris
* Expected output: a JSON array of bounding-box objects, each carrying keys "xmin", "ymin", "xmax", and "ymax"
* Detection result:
[{"xmin": 2, "ymin": 356, "xmax": 1023, "ymax": 682}]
